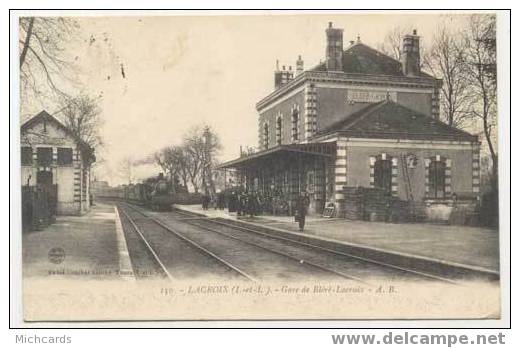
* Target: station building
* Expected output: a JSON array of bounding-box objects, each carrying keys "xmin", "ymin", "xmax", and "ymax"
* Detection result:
[
  {"xmin": 21, "ymin": 110, "xmax": 95, "ymax": 215},
  {"xmin": 219, "ymin": 23, "xmax": 480, "ymax": 219}
]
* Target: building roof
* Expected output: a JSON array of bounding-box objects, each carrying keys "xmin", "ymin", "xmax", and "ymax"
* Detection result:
[
  {"xmin": 256, "ymin": 42, "xmax": 440, "ymax": 111},
  {"xmin": 314, "ymin": 99, "xmax": 478, "ymax": 142},
  {"xmin": 218, "ymin": 142, "xmax": 335, "ymax": 169},
  {"xmin": 22, "ymin": 110, "xmax": 68, "ymax": 134},
  {"xmin": 311, "ymin": 42, "xmax": 435, "ymax": 79},
  {"xmin": 21, "ymin": 110, "xmax": 96, "ymax": 162}
]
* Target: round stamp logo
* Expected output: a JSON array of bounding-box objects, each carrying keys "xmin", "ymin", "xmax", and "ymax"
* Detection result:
[{"xmin": 48, "ymin": 247, "xmax": 65, "ymax": 264}]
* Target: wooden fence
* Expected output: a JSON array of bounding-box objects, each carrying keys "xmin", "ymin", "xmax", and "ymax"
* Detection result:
[{"xmin": 22, "ymin": 184, "xmax": 57, "ymax": 231}]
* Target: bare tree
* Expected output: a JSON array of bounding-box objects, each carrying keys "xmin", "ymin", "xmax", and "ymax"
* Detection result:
[
  {"xmin": 183, "ymin": 128, "xmax": 204, "ymax": 193},
  {"xmin": 423, "ymin": 23, "xmax": 472, "ymax": 128},
  {"xmin": 154, "ymin": 146, "xmax": 190, "ymax": 189},
  {"xmin": 60, "ymin": 94, "xmax": 103, "ymax": 151},
  {"xmin": 377, "ymin": 26, "xmax": 412, "ymax": 61},
  {"xmin": 185, "ymin": 149, "xmax": 202, "ymax": 193},
  {"xmin": 183, "ymin": 125, "xmax": 222, "ymax": 194},
  {"xmin": 173, "ymin": 147, "xmax": 190, "ymax": 190},
  {"xmin": 148, "ymin": 125, "xmax": 223, "ymax": 194},
  {"xmin": 378, "ymin": 25, "xmax": 427, "ymax": 71},
  {"xmin": 462, "ymin": 14, "xmax": 497, "ymax": 184},
  {"xmin": 19, "ymin": 17, "xmax": 79, "ymax": 101},
  {"xmin": 201, "ymin": 126, "xmax": 222, "ymax": 194}
]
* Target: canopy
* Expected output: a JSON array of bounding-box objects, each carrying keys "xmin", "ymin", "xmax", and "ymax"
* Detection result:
[{"xmin": 217, "ymin": 142, "xmax": 335, "ymax": 170}]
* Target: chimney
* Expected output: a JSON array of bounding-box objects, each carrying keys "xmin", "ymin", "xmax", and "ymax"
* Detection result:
[
  {"xmin": 274, "ymin": 62, "xmax": 294, "ymax": 89},
  {"xmin": 325, "ymin": 22, "xmax": 344, "ymax": 71},
  {"xmin": 274, "ymin": 60, "xmax": 283, "ymax": 88},
  {"xmin": 402, "ymin": 29, "xmax": 421, "ymax": 76},
  {"xmin": 296, "ymin": 55, "xmax": 304, "ymax": 75}
]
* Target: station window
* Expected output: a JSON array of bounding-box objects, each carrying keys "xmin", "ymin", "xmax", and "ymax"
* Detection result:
[
  {"xmin": 57, "ymin": 147, "xmax": 73, "ymax": 165},
  {"xmin": 37, "ymin": 147, "xmax": 53, "ymax": 167},
  {"xmin": 21, "ymin": 147, "xmax": 33, "ymax": 166},
  {"xmin": 276, "ymin": 116, "xmax": 282, "ymax": 145},
  {"xmin": 291, "ymin": 109, "xmax": 299, "ymax": 141},
  {"xmin": 428, "ymin": 158, "xmax": 446, "ymax": 199},
  {"xmin": 263, "ymin": 123, "xmax": 269, "ymax": 149},
  {"xmin": 374, "ymin": 156, "xmax": 392, "ymax": 195}
]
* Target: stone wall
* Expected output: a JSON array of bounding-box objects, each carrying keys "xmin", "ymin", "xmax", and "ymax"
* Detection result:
[
  {"xmin": 343, "ymin": 140, "xmax": 476, "ymax": 201},
  {"xmin": 258, "ymin": 89, "xmax": 305, "ymax": 149},
  {"xmin": 330, "ymin": 138, "xmax": 478, "ymax": 208}
]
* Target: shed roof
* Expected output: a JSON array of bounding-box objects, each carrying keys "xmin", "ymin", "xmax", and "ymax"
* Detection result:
[
  {"xmin": 218, "ymin": 142, "xmax": 335, "ymax": 169},
  {"xmin": 21, "ymin": 110, "xmax": 96, "ymax": 162}
]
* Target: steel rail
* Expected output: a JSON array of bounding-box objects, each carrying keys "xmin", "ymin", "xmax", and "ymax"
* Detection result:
[
  {"xmin": 123, "ymin": 203, "xmax": 258, "ymax": 282},
  {"xmin": 171, "ymin": 215, "xmax": 370, "ymax": 284},
  {"xmin": 117, "ymin": 205, "xmax": 173, "ymax": 281},
  {"xmin": 131, "ymin": 204, "xmax": 370, "ymax": 284},
  {"xmin": 172, "ymin": 209, "xmax": 459, "ymax": 284}
]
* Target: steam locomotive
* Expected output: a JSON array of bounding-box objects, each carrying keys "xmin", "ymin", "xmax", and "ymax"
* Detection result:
[{"xmin": 124, "ymin": 173, "xmax": 176, "ymax": 211}]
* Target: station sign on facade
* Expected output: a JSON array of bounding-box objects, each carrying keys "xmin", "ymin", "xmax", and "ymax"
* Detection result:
[{"xmin": 346, "ymin": 89, "xmax": 397, "ymax": 104}]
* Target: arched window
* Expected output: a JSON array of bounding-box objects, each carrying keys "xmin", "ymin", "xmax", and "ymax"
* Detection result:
[
  {"xmin": 276, "ymin": 116, "xmax": 282, "ymax": 145},
  {"xmin": 374, "ymin": 154, "xmax": 392, "ymax": 195},
  {"xmin": 291, "ymin": 109, "xmax": 299, "ymax": 141},
  {"xmin": 263, "ymin": 123, "xmax": 269, "ymax": 150},
  {"xmin": 428, "ymin": 157, "xmax": 447, "ymax": 198}
]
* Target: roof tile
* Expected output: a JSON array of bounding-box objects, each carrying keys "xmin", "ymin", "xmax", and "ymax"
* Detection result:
[
  {"xmin": 312, "ymin": 43, "xmax": 434, "ymax": 79},
  {"xmin": 315, "ymin": 100, "xmax": 477, "ymax": 142}
]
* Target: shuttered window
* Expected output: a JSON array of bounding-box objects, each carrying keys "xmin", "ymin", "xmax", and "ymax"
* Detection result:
[
  {"xmin": 276, "ymin": 117, "xmax": 282, "ymax": 145},
  {"xmin": 374, "ymin": 158, "xmax": 392, "ymax": 195},
  {"xmin": 263, "ymin": 123, "xmax": 269, "ymax": 149},
  {"xmin": 428, "ymin": 160, "xmax": 446, "ymax": 199},
  {"xmin": 21, "ymin": 147, "xmax": 33, "ymax": 166},
  {"xmin": 292, "ymin": 109, "xmax": 299, "ymax": 141},
  {"xmin": 57, "ymin": 147, "xmax": 73, "ymax": 165},
  {"xmin": 37, "ymin": 147, "xmax": 53, "ymax": 167}
]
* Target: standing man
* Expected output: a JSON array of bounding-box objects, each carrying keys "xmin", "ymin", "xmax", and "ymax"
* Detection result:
[
  {"xmin": 246, "ymin": 191, "xmax": 255, "ymax": 217},
  {"xmin": 228, "ymin": 190, "xmax": 236, "ymax": 213},
  {"xmin": 236, "ymin": 190, "xmax": 243, "ymax": 216},
  {"xmin": 202, "ymin": 191, "xmax": 209, "ymax": 210},
  {"xmin": 296, "ymin": 191, "xmax": 310, "ymax": 232}
]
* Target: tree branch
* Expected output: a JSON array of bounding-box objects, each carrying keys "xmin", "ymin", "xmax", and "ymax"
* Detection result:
[{"xmin": 19, "ymin": 17, "xmax": 34, "ymax": 68}]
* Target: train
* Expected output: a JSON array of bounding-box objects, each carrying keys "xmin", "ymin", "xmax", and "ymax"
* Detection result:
[{"xmin": 124, "ymin": 173, "xmax": 176, "ymax": 211}]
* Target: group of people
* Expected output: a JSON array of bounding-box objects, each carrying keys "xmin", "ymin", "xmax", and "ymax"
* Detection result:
[
  {"xmin": 200, "ymin": 188, "xmax": 311, "ymax": 231},
  {"xmin": 201, "ymin": 190, "xmax": 242, "ymax": 212},
  {"xmin": 229, "ymin": 190, "xmax": 260, "ymax": 217}
]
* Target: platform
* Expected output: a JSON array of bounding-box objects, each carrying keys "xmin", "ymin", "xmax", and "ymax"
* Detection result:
[
  {"xmin": 22, "ymin": 202, "xmax": 132, "ymax": 280},
  {"xmin": 174, "ymin": 204, "xmax": 500, "ymax": 274}
]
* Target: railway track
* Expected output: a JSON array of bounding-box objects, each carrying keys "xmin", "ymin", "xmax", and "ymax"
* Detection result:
[
  {"xmin": 117, "ymin": 203, "xmax": 256, "ymax": 281},
  {"xmin": 123, "ymin": 203, "xmax": 367, "ymax": 283},
  {"xmin": 124, "ymin": 203, "xmax": 455, "ymax": 284},
  {"xmin": 117, "ymin": 206, "xmax": 172, "ymax": 280},
  {"xmin": 166, "ymin": 208, "xmax": 460, "ymax": 284}
]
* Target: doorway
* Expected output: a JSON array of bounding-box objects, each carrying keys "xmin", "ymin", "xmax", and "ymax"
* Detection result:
[
  {"xmin": 37, "ymin": 170, "xmax": 53, "ymax": 187},
  {"xmin": 374, "ymin": 157, "xmax": 392, "ymax": 195}
]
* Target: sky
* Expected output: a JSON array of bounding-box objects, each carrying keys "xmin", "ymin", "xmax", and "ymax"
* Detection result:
[{"xmin": 21, "ymin": 12, "xmax": 474, "ymax": 186}]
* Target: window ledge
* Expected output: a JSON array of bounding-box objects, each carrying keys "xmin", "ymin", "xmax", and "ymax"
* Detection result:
[{"xmin": 424, "ymin": 198, "xmax": 454, "ymax": 206}]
